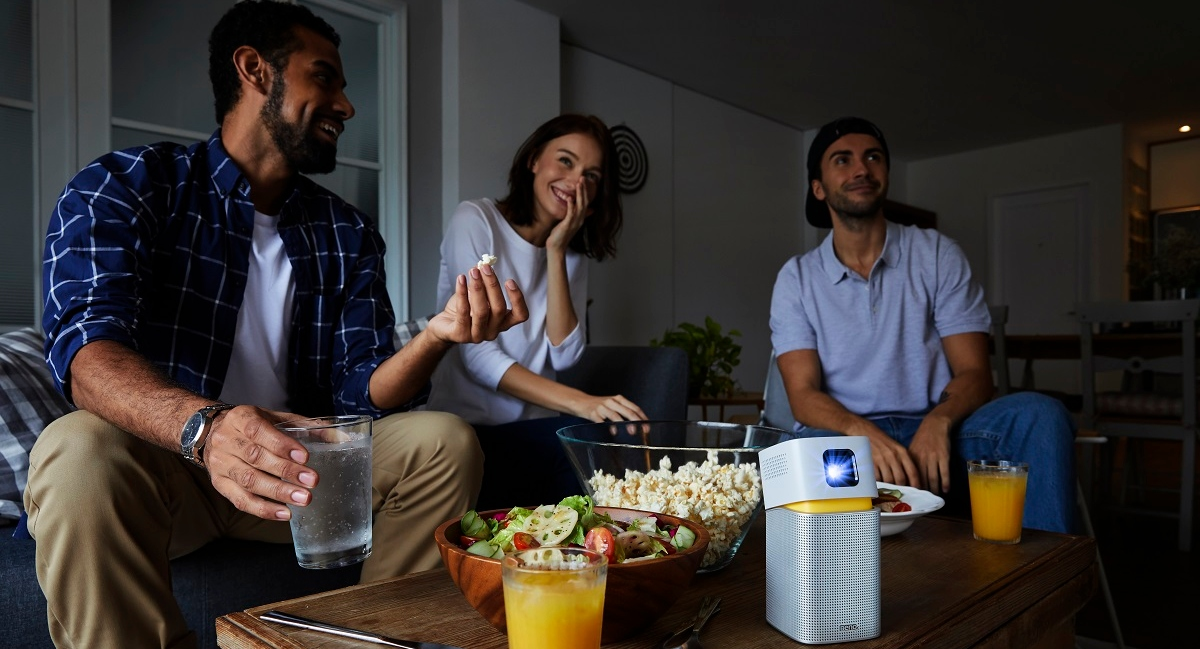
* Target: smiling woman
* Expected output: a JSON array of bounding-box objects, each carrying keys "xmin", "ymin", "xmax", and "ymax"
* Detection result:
[{"xmin": 427, "ymin": 114, "xmax": 642, "ymax": 511}]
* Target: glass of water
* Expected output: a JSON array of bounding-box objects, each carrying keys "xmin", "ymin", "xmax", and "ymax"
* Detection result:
[{"xmin": 275, "ymin": 415, "xmax": 373, "ymax": 569}]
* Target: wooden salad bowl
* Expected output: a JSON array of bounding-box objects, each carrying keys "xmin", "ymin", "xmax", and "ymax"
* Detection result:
[{"xmin": 433, "ymin": 506, "xmax": 710, "ymax": 643}]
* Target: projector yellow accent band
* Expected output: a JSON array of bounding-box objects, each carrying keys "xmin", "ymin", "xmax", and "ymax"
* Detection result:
[{"xmin": 783, "ymin": 497, "xmax": 874, "ymax": 513}]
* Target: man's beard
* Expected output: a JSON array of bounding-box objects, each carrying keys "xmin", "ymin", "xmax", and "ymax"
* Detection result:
[
  {"xmin": 827, "ymin": 184, "xmax": 885, "ymax": 232},
  {"xmin": 261, "ymin": 77, "xmax": 338, "ymax": 175}
]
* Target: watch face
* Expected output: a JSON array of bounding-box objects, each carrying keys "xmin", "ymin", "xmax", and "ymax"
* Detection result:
[
  {"xmin": 182, "ymin": 412, "xmax": 206, "ymax": 449},
  {"xmin": 182, "ymin": 405, "xmax": 234, "ymax": 466}
]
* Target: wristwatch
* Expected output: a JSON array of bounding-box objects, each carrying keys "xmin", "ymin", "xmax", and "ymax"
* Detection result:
[{"xmin": 181, "ymin": 403, "xmax": 236, "ymax": 467}]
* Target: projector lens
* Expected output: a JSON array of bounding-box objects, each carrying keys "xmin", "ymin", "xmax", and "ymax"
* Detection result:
[{"xmin": 823, "ymin": 449, "xmax": 860, "ymax": 487}]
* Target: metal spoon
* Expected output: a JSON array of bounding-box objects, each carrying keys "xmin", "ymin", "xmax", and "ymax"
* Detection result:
[{"xmin": 661, "ymin": 596, "xmax": 721, "ymax": 649}]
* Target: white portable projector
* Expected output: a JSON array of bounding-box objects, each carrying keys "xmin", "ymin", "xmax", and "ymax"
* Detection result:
[{"xmin": 759, "ymin": 436, "xmax": 881, "ymax": 644}]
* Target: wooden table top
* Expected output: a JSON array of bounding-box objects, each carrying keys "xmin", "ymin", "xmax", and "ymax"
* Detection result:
[{"xmin": 217, "ymin": 515, "xmax": 1096, "ymax": 649}]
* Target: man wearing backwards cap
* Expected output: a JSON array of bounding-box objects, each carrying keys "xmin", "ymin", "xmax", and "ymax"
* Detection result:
[{"xmin": 768, "ymin": 117, "xmax": 1075, "ymax": 533}]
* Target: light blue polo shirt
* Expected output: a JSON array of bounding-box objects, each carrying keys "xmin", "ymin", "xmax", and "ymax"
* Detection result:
[{"xmin": 769, "ymin": 221, "xmax": 990, "ymax": 420}]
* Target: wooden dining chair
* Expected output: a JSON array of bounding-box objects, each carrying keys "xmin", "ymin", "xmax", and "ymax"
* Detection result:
[
  {"xmin": 838, "ymin": 307, "xmax": 1128, "ymax": 646},
  {"xmin": 1077, "ymin": 299, "xmax": 1200, "ymax": 552},
  {"xmin": 988, "ymin": 305, "xmax": 1011, "ymax": 396}
]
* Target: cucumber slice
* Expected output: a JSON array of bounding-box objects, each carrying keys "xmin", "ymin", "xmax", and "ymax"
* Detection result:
[{"xmin": 466, "ymin": 539, "xmax": 503, "ymax": 558}]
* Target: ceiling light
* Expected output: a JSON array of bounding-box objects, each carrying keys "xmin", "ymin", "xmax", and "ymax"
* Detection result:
[{"xmin": 1181, "ymin": 125, "xmax": 1192, "ymax": 133}]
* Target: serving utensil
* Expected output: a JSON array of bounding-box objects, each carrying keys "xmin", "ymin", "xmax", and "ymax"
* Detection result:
[
  {"xmin": 260, "ymin": 610, "xmax": 464, "ymax": 649},
  {"xmin": 661, "ymin": 596, "xmax": 721, "ymax": 649}
]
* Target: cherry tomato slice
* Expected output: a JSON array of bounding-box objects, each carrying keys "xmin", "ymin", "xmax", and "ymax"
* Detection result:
[
  {"xmin": 513, "ymin": 532, "xmax": 539, "ymax": 550},
  {"xmin": 891, "ymin": 502, "xmax": 913, "ymax": 513},
  {"xmin": 585, "ymin": 527, "xmax": 616, "ymax": 562}
]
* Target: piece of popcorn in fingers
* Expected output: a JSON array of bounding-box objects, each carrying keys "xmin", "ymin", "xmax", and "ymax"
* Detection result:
[{"xmin": 476, "ymin": 253, "xmax": 497, "ymax": 270}]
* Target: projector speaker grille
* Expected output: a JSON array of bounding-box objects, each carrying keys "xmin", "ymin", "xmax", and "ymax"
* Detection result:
[{"xmin": 764, "ymin": 508, "xmax": 881, "ymax": 644}]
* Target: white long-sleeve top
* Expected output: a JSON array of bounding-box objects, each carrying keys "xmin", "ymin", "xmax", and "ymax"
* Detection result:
[{"xmin": 427, "ymin": 199, "xmax": 588, "ymax": 425}]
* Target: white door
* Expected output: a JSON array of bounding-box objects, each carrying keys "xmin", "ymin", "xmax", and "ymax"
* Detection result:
[{"xmin": 988, "ymin": 184, "xmax": 1090, "ymax": 392}]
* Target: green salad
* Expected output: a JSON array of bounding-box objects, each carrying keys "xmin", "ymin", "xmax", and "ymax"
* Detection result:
[{"xmin": 456, "ymin": 495, "xmax": 697, "ymax": 564}]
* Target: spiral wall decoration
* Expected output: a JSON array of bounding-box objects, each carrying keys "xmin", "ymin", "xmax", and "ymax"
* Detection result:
[{"xmin": 610, "ymin": 124, "xmax": 648, "ymax": 194}]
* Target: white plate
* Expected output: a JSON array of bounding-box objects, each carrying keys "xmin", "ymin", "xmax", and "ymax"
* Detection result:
[{"xmin": 876, "ymin": 482, "xmax": 945, "ymax": 537}]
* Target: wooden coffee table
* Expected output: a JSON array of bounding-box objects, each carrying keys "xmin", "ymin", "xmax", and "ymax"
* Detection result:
[{"xmin": 217, "ymin": 515, "xmax": 1096, "ymax": 649}]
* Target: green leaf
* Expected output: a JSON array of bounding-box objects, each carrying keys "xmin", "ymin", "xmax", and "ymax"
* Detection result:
[{"xmin": 649, "ymin": 316, "xmax": 743, "ymax": 398}]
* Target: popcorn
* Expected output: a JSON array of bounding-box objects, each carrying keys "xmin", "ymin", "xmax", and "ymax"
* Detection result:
[
  {"xmin": 476, "ymin": 253, "xmax": 497, "ymax": 270},
  {"xmin": 587, "ymin": 450, "xmax": 761, "ymax": 568}
]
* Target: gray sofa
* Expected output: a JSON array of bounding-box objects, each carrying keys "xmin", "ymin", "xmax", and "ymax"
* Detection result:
[{"xmin": 0, "ymin": 326, "xmax": 689, "ymax": 647}]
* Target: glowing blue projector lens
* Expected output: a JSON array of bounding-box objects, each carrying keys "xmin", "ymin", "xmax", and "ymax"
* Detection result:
[{"xmin": 822, "ymin": 449, "xmax": 860, "ymax": 488}]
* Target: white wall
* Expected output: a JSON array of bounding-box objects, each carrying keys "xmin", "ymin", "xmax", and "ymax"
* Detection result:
[
  {"xmin": 905, "ymin": 124, "xmax": 1123, "ymax": 393},
  {"xmin": 443, "ymin": 0, "xmax": 559, "ymax": 215},
  {"xmin": 560, "ymin": 46, "xmax": 806, "ymax": 393},
  {"xmin": 671, "ymin": 88, "xmax": 805, "ymax": 394},
  {"xmin": 407, "ymin": 0, "xmax": 444, "ymax": 316},
  {"xmin": 1150, "ymin": 136, "xmax": 1200, "ymax": 212},
  {"xmin": 560, "ymin": 47, "xmax": 675, "ymax": 348},
  {"xmin": 409, "ymin": 0, "xmax": 559, "ymax": 316},
  {"xmin": 905, "ymin": 124, "xmax": 1124, "ymax": 303}
]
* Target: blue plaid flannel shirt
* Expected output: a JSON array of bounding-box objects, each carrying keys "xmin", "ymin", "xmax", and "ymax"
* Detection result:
[{"xmin": 42, "ymin": 130, "xmax": 415, "ymax": 417}]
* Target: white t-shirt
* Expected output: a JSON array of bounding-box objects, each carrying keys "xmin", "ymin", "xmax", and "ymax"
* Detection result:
[
  {"xmin": 427, "ymin": 199, "xmax": 587, "ymax": 425},
  {"xmin": 219, "ymin": 210, "xmax": 295, "ymax": 411}
]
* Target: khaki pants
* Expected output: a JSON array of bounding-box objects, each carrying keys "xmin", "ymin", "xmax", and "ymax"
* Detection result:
[{"xmin": 23, "ymin": 409, "xmax": 482, "ymax": 649}]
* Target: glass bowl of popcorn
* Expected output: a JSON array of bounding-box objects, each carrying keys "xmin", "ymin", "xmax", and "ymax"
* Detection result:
[{"xmin": 557, "ymin": 420, "xmax": 796, "ymax": 572}]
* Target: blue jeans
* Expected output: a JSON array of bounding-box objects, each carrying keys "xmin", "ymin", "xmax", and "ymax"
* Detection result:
[{"xmin": 798, "ymin": 392, "xmax": 1076, "ymax": 533}]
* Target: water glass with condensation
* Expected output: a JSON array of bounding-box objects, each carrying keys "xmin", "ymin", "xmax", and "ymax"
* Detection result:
[{"xmin": 275, "ymin": 415, "xmax": 373, "ymax": 569}]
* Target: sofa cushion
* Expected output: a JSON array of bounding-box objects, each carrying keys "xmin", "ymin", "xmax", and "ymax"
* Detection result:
[
  {"xmin": 394, "ymin": 314, "xmax": 431, "ymax": 349},
  {"xmin": 0, "ymin": 328, "xmax": 73, "ymax": 520}
]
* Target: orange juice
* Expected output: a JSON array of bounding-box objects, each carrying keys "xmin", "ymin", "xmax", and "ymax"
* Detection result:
[
  {"xmin": 502, "ymin": 548, "xmax": 606, "ymax": 649},
  {"xmin": 967, "ymin": 460, "xmax": 1029, "ymax": 544}
]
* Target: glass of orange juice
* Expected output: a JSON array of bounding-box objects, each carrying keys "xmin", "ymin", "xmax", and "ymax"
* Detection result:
[
  {"xmin": 967, "ymin": 460, "xmax": 1029, "ymax": 544},
  {"xmin": 502, "ymin": 547, "xmax": 607, "ymax": 649}
]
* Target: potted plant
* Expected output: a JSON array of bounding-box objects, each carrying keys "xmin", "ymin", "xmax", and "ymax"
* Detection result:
[{"xmin": 651, "ymin": 316, "xmax": 742, "ymax": 399}]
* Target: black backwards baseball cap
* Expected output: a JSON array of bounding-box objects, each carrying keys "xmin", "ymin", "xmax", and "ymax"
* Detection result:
[{"xmin": 805, "ymin": 117, "xmax": 890, "ymax": 228}]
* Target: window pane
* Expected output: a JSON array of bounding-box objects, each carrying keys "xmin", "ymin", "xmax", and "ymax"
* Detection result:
[
  {"xmin": 302, "ymin": 2, "xmax": 379, "ymax": 163},
  {"xmin": 110, "ymin": 0, "xmax": 229, "ymax": 134},
  {"xmin": 0, "ymin": 105, "xmax": 34, "ymax": 326},
  {"xmin": 0, "ymin": 0, "xmax": 33, "ymax": 102}
]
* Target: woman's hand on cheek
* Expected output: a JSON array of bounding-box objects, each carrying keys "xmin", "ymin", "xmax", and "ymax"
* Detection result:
[{"xmin": 546, "ymin": 178, "xmax": 590, "ymax": 253}]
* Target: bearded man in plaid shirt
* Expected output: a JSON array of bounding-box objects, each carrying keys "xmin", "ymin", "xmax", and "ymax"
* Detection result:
[{"xmin": 24, "ymin": 3, "xmax": 527, "ymax": 648}]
